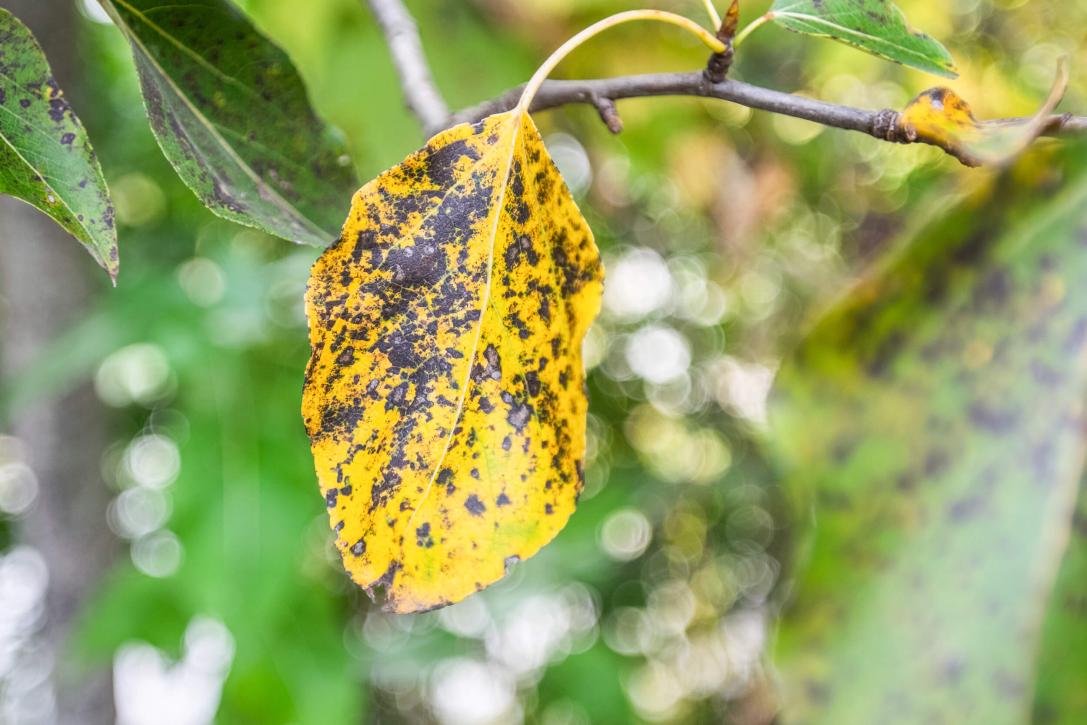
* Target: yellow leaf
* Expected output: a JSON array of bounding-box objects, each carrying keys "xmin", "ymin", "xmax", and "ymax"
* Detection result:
[
  {"xmin": 302, "ymin": 110, "xmax": 603, "ymax": 613},
  {"xmin": 898, "ymin": 60, "xmax": 1069, "ymax": 167},
  {"xmin": 300, "ymin": 9, "xmax": 724, "ymax": 614}
]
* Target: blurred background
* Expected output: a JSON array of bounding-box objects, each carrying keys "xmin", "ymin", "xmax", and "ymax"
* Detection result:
[{"xmin": 0, "ymin": 0, "xmax": 1084, "ymax": 723}]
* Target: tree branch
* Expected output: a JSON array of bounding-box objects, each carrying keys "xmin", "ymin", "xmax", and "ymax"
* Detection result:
[
  {"xmin": 443, "ymin": 71, "xmax": 1087, "ymax": 162},
  {"xmin": 365, "ymin": 0, "xmax": 449, "ymax": 134},
  {"xmin": 365, "ymin": 0, "xmax": 1086, "ymax": 161}
]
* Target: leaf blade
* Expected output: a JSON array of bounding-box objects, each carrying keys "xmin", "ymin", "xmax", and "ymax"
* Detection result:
[
  {"xmin": 302, "ymin": 111, "xmax": 603, "ymax": 613},
  {"xmin": 0, "ymin": 8, "xmax": 117, "ymax": 279},
  {"xmin": 771, "ymin": 146, "xmax": 1087, "ymax": 723},
  {"xmin": 99, "ymin": 0, "xmax": 358, "ymax": 246},
  {"xmin": 898, "ymin": 61, "xmax": 1069, "ymax": 167},
  {"xmin": 1033, "ymin": 483, "xmax": 1087, "ymax": 724},
  {"xmin": 769, "ymin": 0, "xmax": 957, "ymax": 78}
]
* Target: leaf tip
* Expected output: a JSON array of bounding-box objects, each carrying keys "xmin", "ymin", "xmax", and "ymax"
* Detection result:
[{"xmin": 101, "ymin": 239, "xmax": 120, "ymax": 285}]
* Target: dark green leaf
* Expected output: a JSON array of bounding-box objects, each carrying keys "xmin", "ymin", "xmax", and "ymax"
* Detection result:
[
  {"xmin": 769, "ymin": 0, "xmax": 957, "ymax": 78},
  {"xmin": 0, "ymin": 8, "xmax": 117, "ymax": 279},
  {"xmin": 770, "ymin": 146, "xmax": 1087, "ymax": 723},
  {"xmin": 1033, "ymin": 483, "xmax": 1087, "ymax": 724},
  {"xmin": 98, "ymin": 0, "xmax": 358, "ymax": 246}
]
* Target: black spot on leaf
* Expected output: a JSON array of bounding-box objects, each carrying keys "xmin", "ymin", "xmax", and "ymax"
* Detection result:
[{"xmin": 464, "ymin": 494, "xmax": 486, "ymax": 516}]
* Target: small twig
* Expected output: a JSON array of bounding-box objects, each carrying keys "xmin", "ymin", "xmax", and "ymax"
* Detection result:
[
  {"xmin": 443, "ymin": 71, "xmax": 1086, "ymax": 163},
  {"xmin": 364, "ymin": 0, "xmax": 449, "ymax": 134},
  {"xmin": 1046, "ymin": 113, "xmax": 1087, "ymax": 135},
  {"xmin": 593, "ymin": 97, "xmax": 624, "ymax": 133}
]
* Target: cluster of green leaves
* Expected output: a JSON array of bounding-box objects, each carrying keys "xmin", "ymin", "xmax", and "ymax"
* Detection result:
[{"xmin": 0, "ymin": 0, "xmax": 358, "ymax": 281}]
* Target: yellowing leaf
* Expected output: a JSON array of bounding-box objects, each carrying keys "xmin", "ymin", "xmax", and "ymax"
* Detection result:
[
  {"xmin": 302, "ymin": 110, "xmax": 603, "ymax": 613},
  {"xmin": 898, "ymin": 61, "xmax": 1069, "ymax": 166},
  {"xmin": 299, "ymin": 6, "xmax": 724, "ymax": 614}
]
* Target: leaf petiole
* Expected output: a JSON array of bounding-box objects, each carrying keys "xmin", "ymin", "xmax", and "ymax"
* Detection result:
[
  {"xmin": 701, "ymin": 0, "xmax": 722, "ymax": 28},
  {"xmin": 733, "ymin": 12, "xmax": 774, "ymax": 48},
  {"xmin": 515, "ymin": 10, "xmax": 726, "ymax": 113}
]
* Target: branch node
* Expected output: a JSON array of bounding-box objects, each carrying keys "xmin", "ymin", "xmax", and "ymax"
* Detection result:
[
  {"xmin": 871, "ymin": 109, "xmax": 907, "ymax": 143},
  {"xmin": 593, "ymin": 97, "xmax": 624, "ymax": 134},
  {"xmin": 704, "ymin": 0, "xmax": 740, "ymax": 83},
  {"xmin": 704, "ymin": 48, "xmax": 734, "ymax": 84}
]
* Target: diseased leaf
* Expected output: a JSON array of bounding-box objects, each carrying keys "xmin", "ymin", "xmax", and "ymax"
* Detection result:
[
  {"xmin": 898, "ymin": 62, "xmax": 1068, "ymax": 167},
  {"xmin": 0, "ymin": 8, "xmax": 117, "ymax": 279},
  {"xmin": 1033, "ymin": 484, "xmax": 1087, "ymax": 724},
  {"xmin": 98, "ymin": 0, "xmax": 357, "ymax": 246},
  {"xmin": 771, "ymin": 145, "xmax": 1087, "ymax": 724},
  {"xmin": 302, "ymin": 110, "xmax": 603, "ymax": 613},
  {"xmin": 769, "ymin": 0, "xmax": 957, "ymax": 78}
]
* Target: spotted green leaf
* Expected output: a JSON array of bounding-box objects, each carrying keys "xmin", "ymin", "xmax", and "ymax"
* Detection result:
[
  {"xmin": 98, "ymin": 0, "xmax": 357, "ymax": 246},
  {"xmin": 771, "ymin": 145, "xmax": 1087, "ymax": 724},
  {"xmin": 769, "ymin": 0, "xmax": 957, "ymax": 78},
  {"xmin": 0, "ymin": 9, "xmax": 117, "ymax": 279}
]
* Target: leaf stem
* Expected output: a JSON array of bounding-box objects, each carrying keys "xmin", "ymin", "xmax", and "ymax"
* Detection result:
[
  {"xmin": 734, "ymin": 12, "xmax": 773, "ymax": 48},
  {"xmin": 701, "ymin": 0, "xmax": 722, "ymax": 28},
  {"xmin": 515, "ymin": 10, "xmax": 726, "ymax": 114}
]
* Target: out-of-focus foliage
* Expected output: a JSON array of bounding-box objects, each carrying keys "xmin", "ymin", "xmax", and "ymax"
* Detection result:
[
  {"xmin": 1035, "ymin": 483, "xmax": 1087, "ymax": 724},
  {"xmin": 0, "ymin": 0, "xmax": 1084, "ymax": 723},
  {"xmin": 771, "ymin": 141, "xmax": 1087, "ymax": 724},
  {"xmin": 304, "ymin": 111, "xmax": 602, "ymax": 614},
  {"xmin": 99, "ymin": 0, "xmax": 358, "ymax": 246},
  {"xmin": 0, "ymin": 8, "xmax": 116, "ymax": 278}
]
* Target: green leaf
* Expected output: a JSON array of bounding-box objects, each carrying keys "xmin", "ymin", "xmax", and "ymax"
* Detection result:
[
  {"xmin": 769, "ymin": 0, "xmax": 957, "ymax": 78},
  {"xmin": 770, "ymin": 146, "xmax": 1087, "ymax": 724},
  {"xmin": 98, "ymin": 0, "xmax": 358, "ymax": 246},
  {"xmin": 1033, "ymin": 483, "xmax": 1087, "ymax": 724},
  {"xmin": 0, "ymin": 8, "xmax": 117, "ymax": 280}
]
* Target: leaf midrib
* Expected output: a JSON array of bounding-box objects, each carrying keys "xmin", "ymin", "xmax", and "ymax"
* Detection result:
[{"xmin": 405, "ymin": 112, "xmax": 523, "ymax": 531}]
